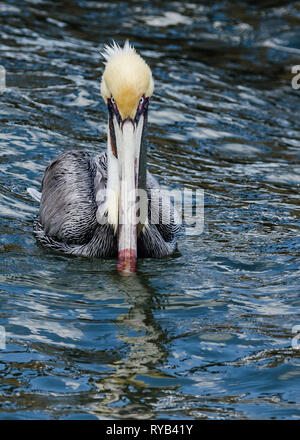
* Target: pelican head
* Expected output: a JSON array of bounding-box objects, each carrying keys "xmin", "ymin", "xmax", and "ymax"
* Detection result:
[{"xmin": 100, "ymin": 41, "xmax": 154, "ymax": 274}]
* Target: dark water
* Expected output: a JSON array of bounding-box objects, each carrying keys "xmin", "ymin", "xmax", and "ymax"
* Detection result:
[{"xmin": 0, "ymin": 0, "xmax": 300, "ymax": 419}]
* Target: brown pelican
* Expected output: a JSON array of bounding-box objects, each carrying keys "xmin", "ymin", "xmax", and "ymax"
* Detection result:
[{"xmin": 28, "ymin": 41, "xmax": 180, "ymax": 274}]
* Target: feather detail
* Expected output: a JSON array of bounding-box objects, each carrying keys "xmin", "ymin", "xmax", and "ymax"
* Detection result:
[
  {"xmin": 100, "ymin": 40, "xmax": 136, "ymax": 64},
  {"xmin": 27, "ymin": 187, "xmax": 41, "ymax": 202}
]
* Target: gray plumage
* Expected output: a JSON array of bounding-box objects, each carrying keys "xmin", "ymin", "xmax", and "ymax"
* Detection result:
[{"xmin": 32, "ymin": 150, "xmax": 180, "ymax": 259}]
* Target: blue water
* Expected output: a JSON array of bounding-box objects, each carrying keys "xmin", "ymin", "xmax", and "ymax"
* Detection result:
[{"xmin": 0, "ymin": 0, "xmax": 300, "ymax": 419}]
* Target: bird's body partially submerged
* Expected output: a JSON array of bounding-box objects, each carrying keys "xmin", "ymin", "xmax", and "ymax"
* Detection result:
[
  {"xmin": 32, "ymin": 41, "xmax": 181, "ymax": 273},
  {"xmin": 33, "ymin": 149, "xmax": 180, "ymax": 260}
]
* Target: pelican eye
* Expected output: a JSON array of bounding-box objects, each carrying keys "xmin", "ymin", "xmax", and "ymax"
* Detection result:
[
  {"xmin": 139, "ymin": 97, "xmax": 144, "ymax": 105},
  {"xmin": 108, "ymin": 96, "xmax": 121, "ymax": 125}
]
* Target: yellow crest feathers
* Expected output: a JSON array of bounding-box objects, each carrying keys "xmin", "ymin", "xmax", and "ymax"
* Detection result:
[{"xmin": 100, "ymin": 41, "xmax": 154, "ymax": 120}]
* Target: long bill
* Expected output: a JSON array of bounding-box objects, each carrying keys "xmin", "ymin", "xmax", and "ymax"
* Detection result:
[{"xmin": 113, "ymin": 116, "xmax": 145, "ymax": 274}]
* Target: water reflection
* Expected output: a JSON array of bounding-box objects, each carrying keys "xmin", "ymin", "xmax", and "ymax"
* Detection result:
[{"xmin": 92, "ymin": 274, "xmax": 173, "ymax": 419}]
